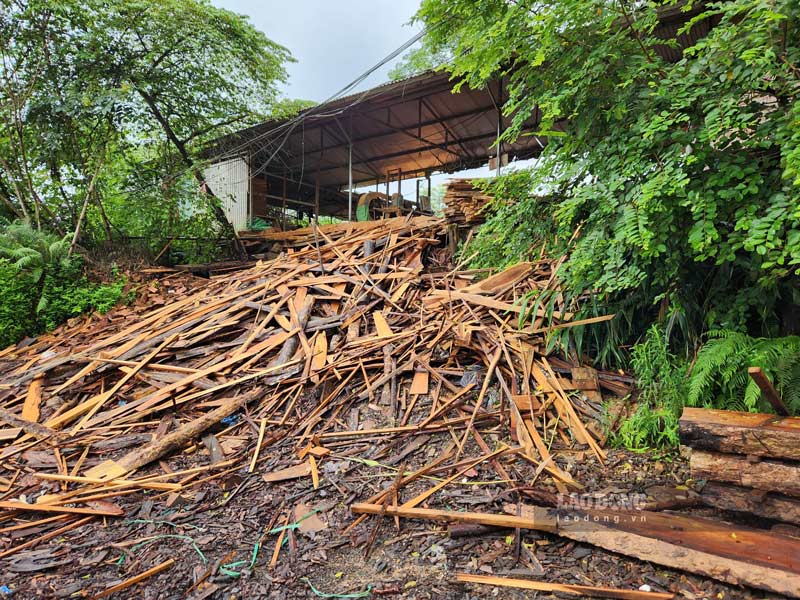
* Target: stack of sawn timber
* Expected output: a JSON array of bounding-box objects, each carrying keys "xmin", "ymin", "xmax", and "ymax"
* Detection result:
[
  {"xmin": 680, "ymin": 407, "xmax": 800, "ymax": 525},
  {"xmin": 443, "ymin": 178, "xmax": 494, "ymax": 225}
]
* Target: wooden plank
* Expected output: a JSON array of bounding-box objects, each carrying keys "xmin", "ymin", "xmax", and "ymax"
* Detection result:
[
  {"xmin": 372, "ymin": 311, "xmax": 394, "ymax": 337},
  {"xmin": 0, "ymin": 500, "xmax": 123, "ymax": 517},
  {"xmin": 351, "ymin": 502, "xmax": 556, "ymax": 532},
  {"xmin": 462, "ymin": 262, "xmax": 532, "ymax": 295},
  {"xmin": 71, "ymin": 334, "xmax": 176, "ymax": 433},
  {"xmin": 263, "ymin": 463, "xmax": 312, "ymax": 483},
  {"xmin": 90, "ymin": 558, "xmax": 175, "ymax": 599},
  {"xmin": 679, "ymin": 407, "xmax": 800, "ymax": 460},
  {"xmin": 22, "ymin": 374, "xmax": 44, "ymax": 422},
  {"xmin": 33, "ymin": 473, "xmax": 180, "ymax": 492},
  {"xmin": 248, "ymin": 418, "xmax": 268, "ymax": 473},
  {"xmin": 409, "ymin": 370, "xmax": 429, "ymax": 396},
  {"xmin": 310, "ymin": 331, "xmax": 328, "ymax": 384},
  {"xmin": 690, "ymin": 449, "xmax": 800, "ymax": 497}
]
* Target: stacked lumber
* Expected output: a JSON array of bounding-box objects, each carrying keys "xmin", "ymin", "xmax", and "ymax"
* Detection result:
[
  {"xmin": 680, "ymin": 407, "xmax": 800, "ymax": 525},
  {"xmin": 0, "ymin": 215, "xmax": 615, "ymax": 566},
  {"xmin": 443, "ymin": 178, "xmax": 493, "ymax": 225}
]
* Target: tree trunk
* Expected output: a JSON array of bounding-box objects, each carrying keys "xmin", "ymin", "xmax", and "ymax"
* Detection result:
[
  {"xmin": 135, "ymin": 88, "xmax": 247, "ymax": 259},
  {"xmin": 69, "ymin": 159, "xmax": 104, "ymax": 258},
  {"xmin": 92, "ymin": 188, "xmax": 114, "ymax": 242}
]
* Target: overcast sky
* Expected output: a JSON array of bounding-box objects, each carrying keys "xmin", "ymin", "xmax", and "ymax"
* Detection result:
[{"xmin": 211, "ymin": 0, "xmax": 423, "ymax": 102}]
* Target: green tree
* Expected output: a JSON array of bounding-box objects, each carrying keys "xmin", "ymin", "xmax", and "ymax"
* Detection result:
[
  {"xmin": 0, "ymin": 0, "xmax": 294, "ymax": 249},
  {"xmin": 415, "ymin": 0, "xmax": 800, "ymax": 357},
  {"xmin": 389, "ymin": 36, "xmax": 453, "ymax": 80}
]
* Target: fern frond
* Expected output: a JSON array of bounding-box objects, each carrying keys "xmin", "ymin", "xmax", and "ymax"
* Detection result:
[{"xmin": 689, "ymin": 332, "xmax": 800, "ymax": 415}]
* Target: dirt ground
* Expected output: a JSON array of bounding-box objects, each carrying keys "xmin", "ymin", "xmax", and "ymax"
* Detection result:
[{"xmin": 5, "ymin": 444, "xmax": 788, "ymax": 600}]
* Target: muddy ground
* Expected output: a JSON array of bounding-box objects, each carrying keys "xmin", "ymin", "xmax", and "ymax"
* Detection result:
[{"xmin": 5, "ymin": 444, "xmax": 787, "ymax": 600}]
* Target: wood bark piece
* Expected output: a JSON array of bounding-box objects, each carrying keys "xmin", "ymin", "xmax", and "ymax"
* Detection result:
[
  {"xmin": 456, "ymin": 573, "xmax": 674, "ymax": 599},
  {"xmin": 679, "ymin": 407, "xmax": 800, "ymax": 460},
  {"xmin": 0, "ymin": 407, "xmax": 58, "ymax": 440},
  {"xmin": 87, "ymin": 388, "xmax": 263, "ymax": 478},
  {"xmin": 690, "ymin": 449, "xmax": 800, "ymax": 497},
  {"xmin": 700, "ymin": 481, "xmax": 800, "ymax": 526},
  {"xmin": 0, "ymin": 516, "xmax": 93, "ymax": 560}
]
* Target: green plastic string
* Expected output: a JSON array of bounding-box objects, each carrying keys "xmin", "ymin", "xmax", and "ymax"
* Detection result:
[
  {"xmin": 219, "ymin": 542, "xmax": 261, "ymax": 577},
  {"xmin": 218, "ymin": 508, "xmax": 323, "ymax": 577}
]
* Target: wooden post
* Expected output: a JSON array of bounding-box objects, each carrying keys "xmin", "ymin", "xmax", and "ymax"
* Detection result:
[{"xmin": 748, "ymin": 367, "xmax": 789, "ymax": 415}]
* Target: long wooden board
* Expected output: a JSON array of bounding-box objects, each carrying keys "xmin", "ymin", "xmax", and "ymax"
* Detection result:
[
  {"xmin": 456, "ymin": 573, "xmax": 674, "ymax": 599},
  {"xmin": 351, "ymin": 502, "xmax": 800, "ymax": 598}
]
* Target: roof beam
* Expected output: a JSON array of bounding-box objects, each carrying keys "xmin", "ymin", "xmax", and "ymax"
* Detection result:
[
  {"xmin": 421, "ymin": 96, "xmax": 475, "ymax": 161},
  {"xmin": 313, "ymin": 129, "xmax": 509, "ymax": 174}
]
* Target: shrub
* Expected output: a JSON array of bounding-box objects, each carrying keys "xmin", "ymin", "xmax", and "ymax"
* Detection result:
[
  {"xmin": 0, "ymin": 260, "xmax": 35, "ymax": 348},
  {"xmin": 688, "ymin": 331, "xmax": 800, "ymax": 414},
  {"xmin": 0, "ymin": 222, "xmax": 130, "ymax": 347},
  {"xmin": 611, "ymin": 325, "xmax": 687, "ymax": 451}
]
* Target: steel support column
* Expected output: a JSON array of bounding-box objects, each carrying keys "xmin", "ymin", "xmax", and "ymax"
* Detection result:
[{"xmin": 348, "ymin": 113, "xmax": 353, "ymax": 221}]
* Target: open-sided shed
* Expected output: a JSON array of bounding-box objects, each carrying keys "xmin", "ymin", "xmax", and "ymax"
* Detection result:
[
  {"xmin": 206, "ymin": 1, "xmax": 715, "ymax": 230},
  {"xmin": 206, "ymin": 69, "xmax": 543, "ymax": 227}
]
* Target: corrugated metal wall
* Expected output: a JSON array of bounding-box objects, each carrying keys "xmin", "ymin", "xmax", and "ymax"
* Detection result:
[{"xmin": 203, "ymin": 157, "xmax": 250, "ymax": 231}]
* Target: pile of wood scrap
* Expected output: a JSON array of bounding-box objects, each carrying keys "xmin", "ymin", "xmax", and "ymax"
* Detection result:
[
  {"xmin": 680, "ymin": 406, "xmax": 800, "ymax": 526},
  {"xmin": 0, "ymin": 215, "xmax": 617, "ymax": 567},
  {"xmin": 443, "ymin": 178, "xmax": 494, "ymax": 225},
  {"xmin": 3, "ymin": 214, "xmax": 800, "ymax": 598}
]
